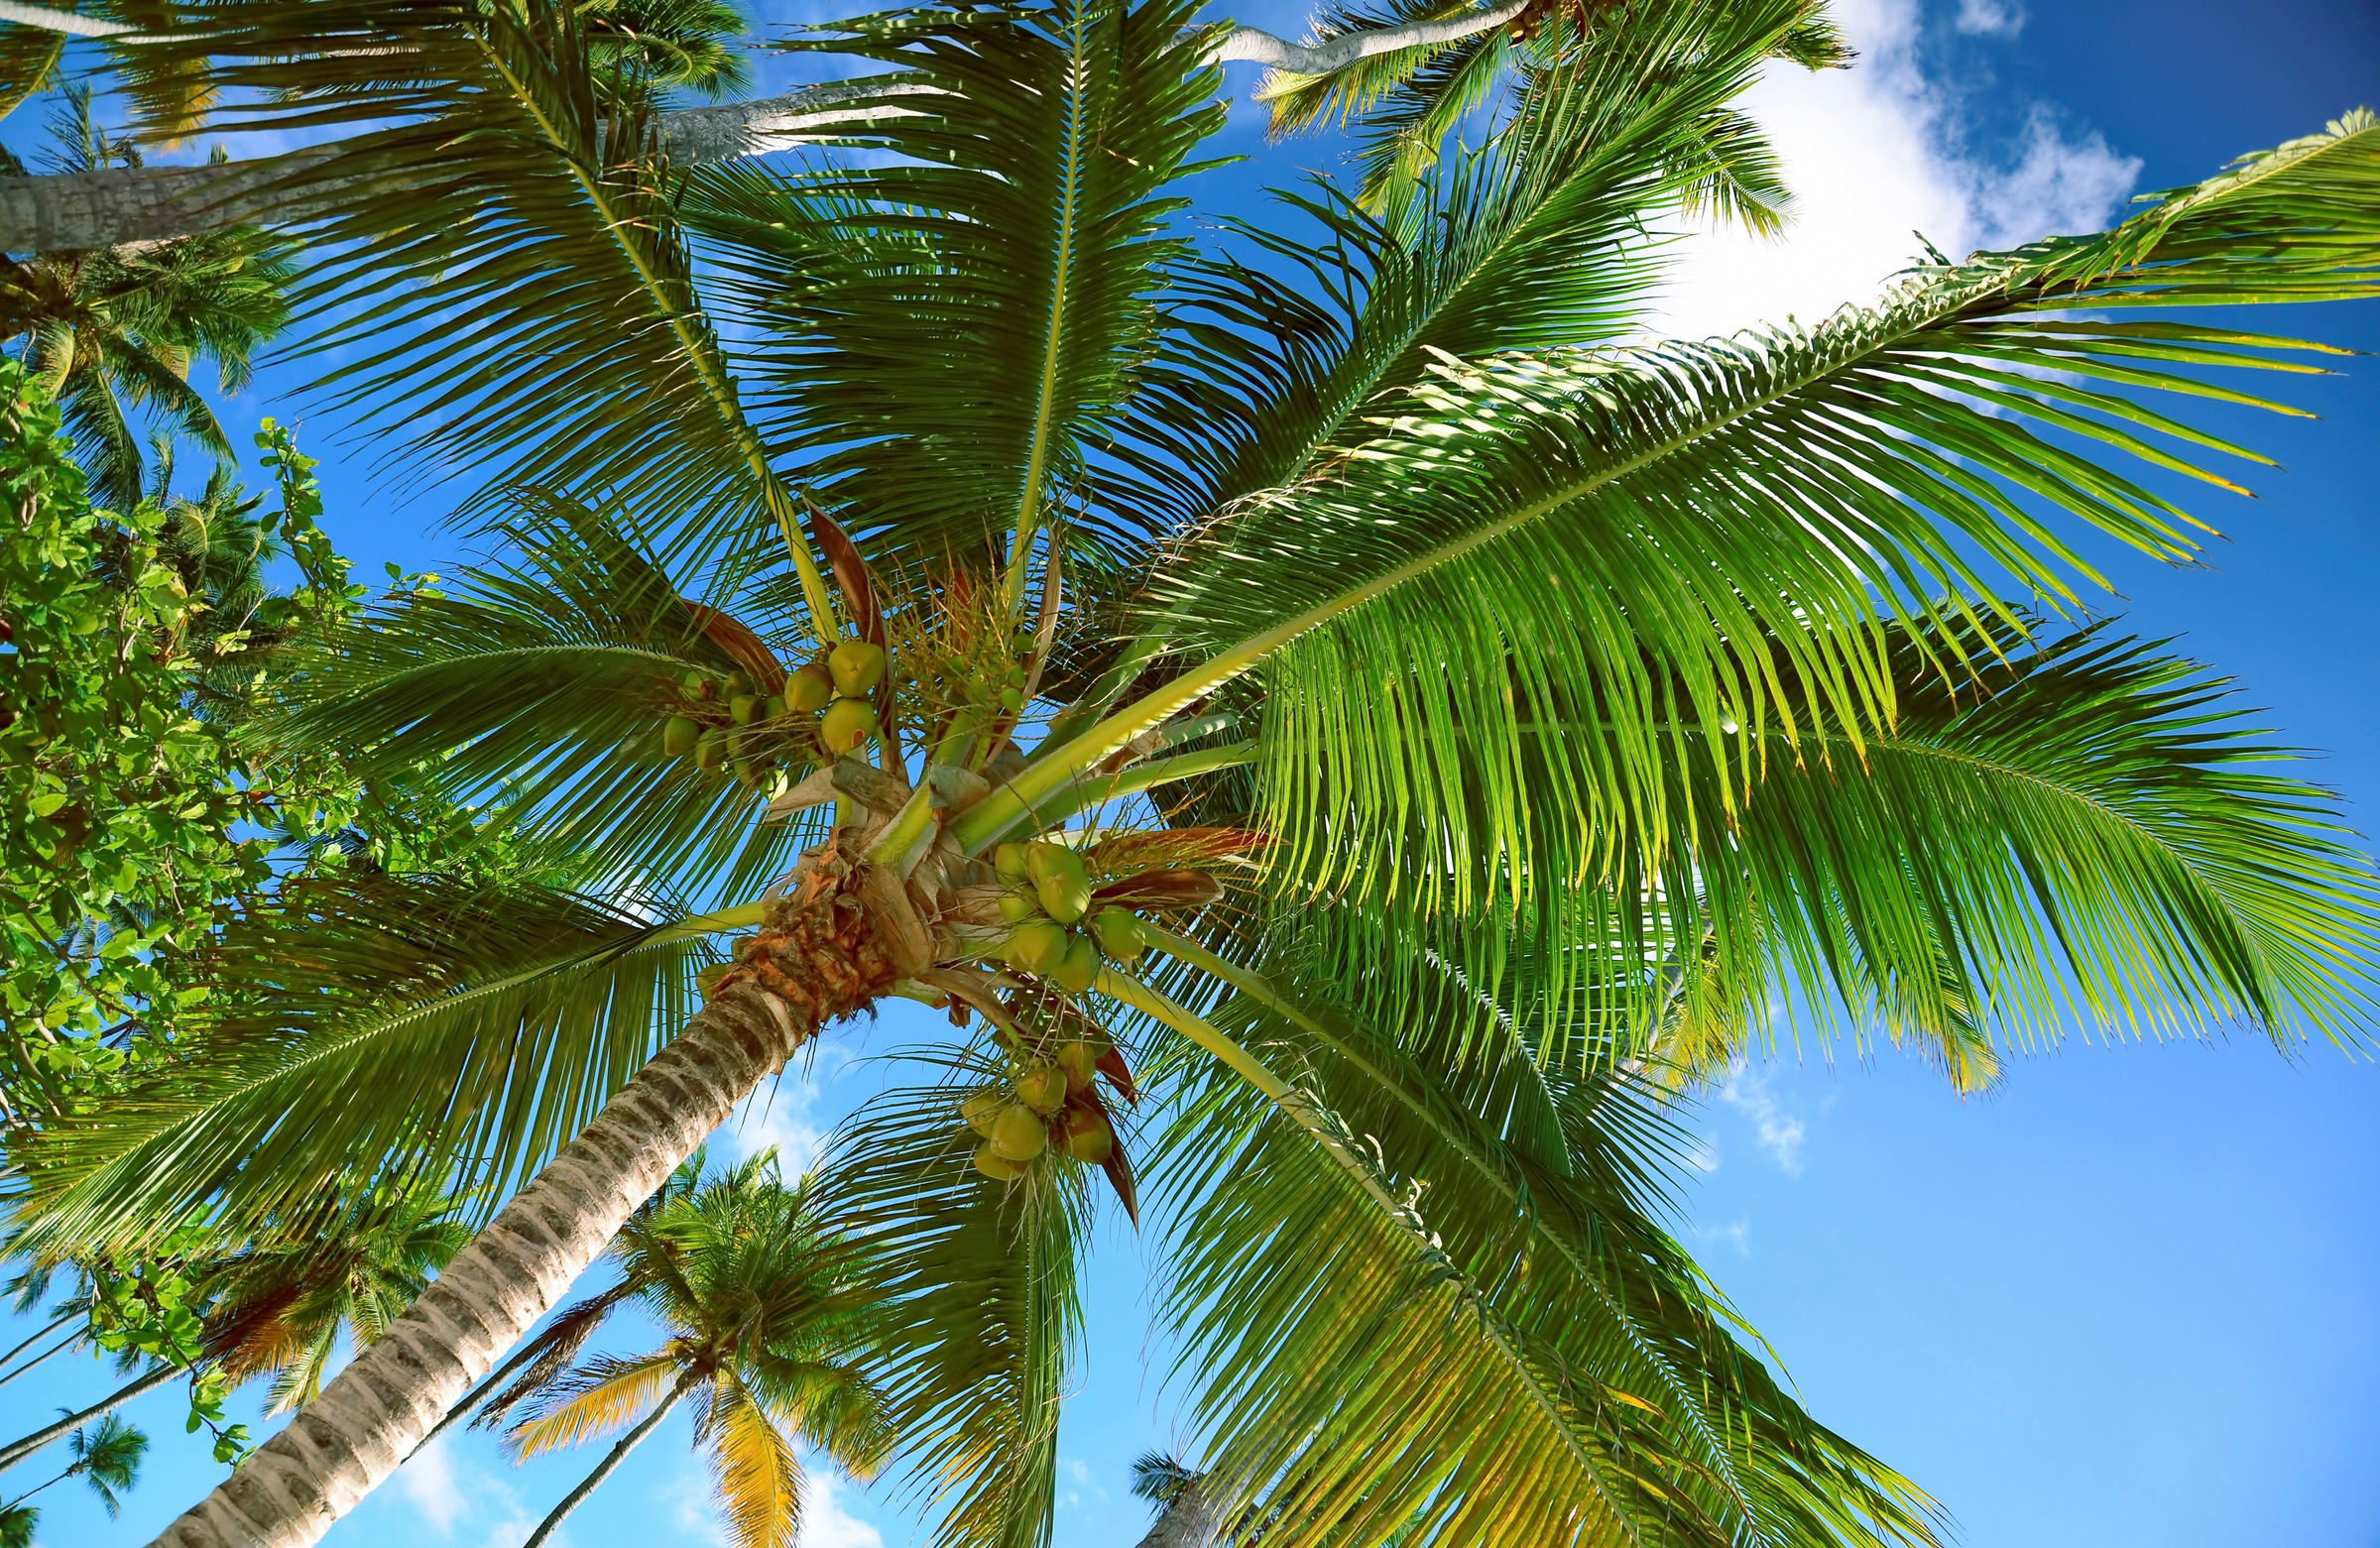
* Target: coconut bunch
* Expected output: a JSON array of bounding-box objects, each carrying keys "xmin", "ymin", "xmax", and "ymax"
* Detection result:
[
  {"xmin": 960, "ymin": 1001, "xmax": 1131, "ymax": 1184},
  {"xmin": 658, "ymin": 636, "xmax": 890, "ymax": 790}
]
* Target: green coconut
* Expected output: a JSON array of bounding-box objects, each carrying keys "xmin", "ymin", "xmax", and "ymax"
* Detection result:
[
  {"xmin": 1050, "ymin": 932, "xmax": 1099, "ymax": 994},
  {"xmin": 1005, "ymin": 919, "xmax": 1070, "ymax": 975},
  {"xmin": 828, "ymin": 639, "xmax": 888, "ymax": 696},
  {"xmin": 995, "ymin": 842, "xmax": 1030, "ymax": 882},
  {"xmin": 1058, "ymin": 1108, "xmax": 1115, "ymax": 1164},
  {"xmin": 729, "ymin": 693, "xmax": 762, "ymax": 726},
  {"xmin": 961, "ymin": 1090, "xmax": 1006, "ymax": 1137},
  {"xmin": 1054, "ymin": 1039, "xmax": 1099, "ymax": 1094},
  {"xmin": 819, "ymin": 697, "xmax": 875, "ymax": 754},
  {"xmin": 693, "ymin": 730, "xmax": 727, "ymax": 771},
  {"xmin": 989, "ymin": 1104, "xmax": 1048, "ymax": 1162},
  {"xmin": 1090, "ymin": 907, "xmax": 1145, "ymax": 964},
  {"xmin": 662, "ymin": 716, "xmax": 700, "ymax": 757},
  {"xmin": 974, "ymin": 1143, "xmax": 1029, "ymax": 1181},
  {"xmin": 784, "ymin": 665, "xmax": 832, "ymax": 715},
  {"xmin": 1027, "ymin": 843, "xmax": 1092, "ymax": 923},
  {"xmin": 1014, "ymin": 1065, "xmax": 1068, "ymax": 1116},
  {"xmin": 998, "ymin": 889, "xmax": 1040, "ymax": 924}
]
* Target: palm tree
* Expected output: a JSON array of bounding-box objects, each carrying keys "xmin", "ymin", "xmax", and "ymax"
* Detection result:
[
  {"xmin": 0, "ymin": 1412, "xmax": 147, "ymax": 1544},
  {"xmin": 0, "ymin": 87, "xmax": 292, "ymax": 508},
  {"xmin": 0, "ymin": 1179, "xmax": 470, "ymax": 1474},
  {"xmin": 469, "ymin": 1150, "xmax": 891, "ymax": 1548},
  {"xmin": 8, "ymin": 4, "xmax": 2380, "ymax": 1548}
]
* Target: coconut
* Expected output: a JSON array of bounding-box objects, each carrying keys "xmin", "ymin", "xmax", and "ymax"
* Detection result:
[
  {"xmin": 961, "ymin": 1090, "xmax": 1006, "ymax": 1136},
  {"xmin": 1051, "ymin": 933, "xmax": 1099, "ymax": 994},
  {"xmin": 693, "ymin": 730, "xmax": 727, "ymax": 771},
  {"xmin": 662, "ymin": 716, "xmax": 700, "ymax": 757},
  {"xmin": 1054, "ymin": 1039, "xmax": 1099, "ymax": 1094},
  {"xmin": 1090, "ymin": 907, "xmax": 1145, "ymax": 964},
  {"xmin": 1027, "ymin": 844, "xmax": 1092, "ymax": 923},
  {"xmin": 1014, "ymin": 1065, "xmax": 1068, "ymax": 1116},
  {"xmin": 1058, "ymin": 1108, "xmax": 1115, "ymax": 1164},
  {"xmin": 995, "ymin": 842, "xmax": 1030, "ymax": 882},
  {"xmin": 819, "ymin": 697, "xmax": 875, "ymax": 754},
  {"xmin": 729, "ymin": 693, "xmax": 762, "ymax": 725},
  {"xmin": 784, "ymin": 665, "xmax": 832, "ymax": 715},
  {"xmin": 1005, "ymin": 919, "xmax": 1070, "ymax": 975},
  {"xmin": 998, "ymin": 890, "xmax": 1040, "ymax": 924},
  {"xmin": 682, "ymin": 670, "xmax": 713, "ymax": 698},
  {"xmin": 974, "ymin": 1143, "xmax": 1029, "ymax": 1181},
  {"xmin": 989, "ymin": 1104, "xmax": 1048, "ymax": 1161},
  {"xmin": 828, "ymin": 639, "xmax": 889, "ymax": 696}
]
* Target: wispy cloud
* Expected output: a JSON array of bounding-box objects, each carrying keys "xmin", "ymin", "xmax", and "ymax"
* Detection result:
[
  {"xmin": 1719, "ymin": 1063, "xmax": 1807, "ymax": 1176},
  {"xmin": 1651, "ymin": 0, "xmax": 2139, "ymax": 341},
  {"xmin": 391, "ymin": 1438, "xmax": 544, "ymax": 1548},
  {"xmin": 1952, "ymin": 0, "xmax": 2023, "ymax": 38}
]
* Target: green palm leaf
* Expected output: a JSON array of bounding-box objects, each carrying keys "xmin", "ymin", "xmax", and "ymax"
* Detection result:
[
  {"xmin": 14, "ymin": 873, "xmax": 723, "ymax": 1254},
  {"xmin": 1119, "ymin": 948, "xmax": 1941, "ymax": 1548},
  {"xmin": 813, "ymin": 1063, "xmax": 1089, "ymax": 1548},
  {"xmin": 686, "ymin": 0, "xmax": 1226, "ymax": 573}
]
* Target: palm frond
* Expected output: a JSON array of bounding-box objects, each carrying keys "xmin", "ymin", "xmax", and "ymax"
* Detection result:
[
  {"xmin": 507, "ymin": 1351, "xmax": 684, "ymax": 1457},
  {"xmin": 812, "ymin": 1065, "xmax": 1090, "ymax": 1548},
  {"xmin": 117, "ymin": 0, "xmax": 829, "ymax": 608},
  {"xmin": 265, "ymin": 490, "xmax": 825, "ymax": 901},
  {"xmin": 1014, "ymin": 112, "xmax": 2380, "ymax": 942},
  {"xmin": 1120, "ymin": 954, "xmax": 1941, "ymax": 1548},
  {"xmin": 689, "ymin": 0, "xmax": 1226, "ymax": 572},
  {"xmin": 707, "ymin": 1374, "xmax": 806, "ymax": 1548},
  {"xmin": 13, "ymin": 874, "xmax": 719, "ymax": 1256}
]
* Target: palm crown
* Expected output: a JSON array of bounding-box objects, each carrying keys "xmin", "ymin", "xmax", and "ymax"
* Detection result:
[{"xmin": 6, "ymin": 3, "xmax": 2379, "ymax": 1548}]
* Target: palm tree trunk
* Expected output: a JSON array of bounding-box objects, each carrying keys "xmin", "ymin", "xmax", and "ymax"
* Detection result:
[
  {"xmin": 1134, "ymin": 1480, "xmax": 1221, "ymax": 1548},
  {"xmin": 0, "ymin": 1362, "xmax": 180, "ymax": 1474},
  {"xmin": 520, "ymin": 1367, "xmax": 703, "ymax": 1548},
  {"xmin": 0, "ymin": 1309, "xmax": 79, "ymax": 1372},
  {"xmin": 0, "ymin": 1326, "xmax": 80, "ymax": 1388},
  {"xmin": 147, "ymin": 841, "xmax": 901, "ymax": 1548}
]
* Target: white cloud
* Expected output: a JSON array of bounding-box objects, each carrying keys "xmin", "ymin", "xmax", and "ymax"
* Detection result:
[
  {"xmin": 719, "ymin": 1042, "xmax": 862, "ymax": 1169},
  {"xmin": 397, "ymin": 1439, "xmax": 466, "ymax": 1535},
  {"xmin": 801, "ymin": 1470, "xmax": 888, "ymax": 1548},
  {"xmin": 1695, "ymin": 1219, "xmax": 1754, "ymax": 1255},
  {"xmin": 1718, "ymin": 1063, "xmax": 1807, "ymax": 1176},
  {"xmin": 1952, "ymin": 0, "xmax": 2023, "ymax": 38},
  {"xmin": 391, "ymin": 1438, "xmax": 544, "ymax": 1548},
  {"xmin": 1650, "ymin": 0, "xmax": 2139, "ymax": 341}
]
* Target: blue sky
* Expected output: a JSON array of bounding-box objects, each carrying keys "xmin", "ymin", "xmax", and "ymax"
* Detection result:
[{"xmin": 5, "ymin": 1, "xmax": 2379, "ymax": 1544}]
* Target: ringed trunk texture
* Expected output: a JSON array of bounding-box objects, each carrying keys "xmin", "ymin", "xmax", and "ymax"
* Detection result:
[
  {"xmin": 149, "ymin": 839, "xmax": 902, "ymax": 1548},
  {"xmin": 1133, "ymin": 1481, "xmax": 1222, "ymax": 1548}
]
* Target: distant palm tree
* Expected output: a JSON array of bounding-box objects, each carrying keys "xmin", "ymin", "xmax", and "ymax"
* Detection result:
[
  {"xmin": 0, "ymin": 1180, "xmax": 468, "ymax": 1473},
  {"xmin": 0, "ymin": 1412, "xmax": 147, "ymax": 1544},
  {"xmin": 482, "ymin": 1151, "xmax": 892, "ymax": 1548},
  {"xmin": 0, "ymin": 88, "xmax": 290, "ymax": 507}
]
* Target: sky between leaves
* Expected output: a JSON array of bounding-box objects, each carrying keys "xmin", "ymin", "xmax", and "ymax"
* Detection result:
[{"xmin": 5, "ymin": 0, "xmax": 2378, "ymax": 1544}]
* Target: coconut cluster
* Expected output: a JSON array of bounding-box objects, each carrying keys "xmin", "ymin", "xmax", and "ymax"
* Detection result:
[
  {"xmin": 659, "ymin": 640, "xmax": 889, "ymax": 785},
  {"xmin": 962, "ymin": 1022, "xmax": 1121, "ymax": 1180},
  {"xmin": 988, "ymin": 840, "xmax": 1148, "ymax": 994}
]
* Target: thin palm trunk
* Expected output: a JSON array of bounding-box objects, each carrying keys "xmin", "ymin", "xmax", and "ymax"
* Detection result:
[
  {"xmin": 520, "ymin": 1366, "xmax": 702, "ymax": 1548},
  {"xmin": 147, "ymin": 843, "xmax": 900, "ymax": 1548},
  {"xmin": 0, "ymin": 1362, "xmax": 179, "ymax": 1474},
  {"xmin": 0, "ymin": 1327, "xmax": 80, "ymax": 1389},
  {"xmin": 0, "ymin": 1309, "xmax": 79, "ymax": 1372}
]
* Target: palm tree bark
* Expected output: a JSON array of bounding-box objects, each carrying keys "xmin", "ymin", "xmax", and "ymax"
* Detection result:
[
  {"xmin": 0, "ymin": 1361, "xmax": 180, "ymax": 1473},
  {"xmin": 519, "ymin": 1366, "xmax": 702, "ymax": 1548},
  {"xmin": 147, "ymin": 839, "xmax": 903, "ymax": 1548},
  {"xmin": 1133, "ymin": 1480, "xmax": 1221, "ymax": 1548},
  {"xmin": 0, "ymin": 1309, "xmax": 79, "ymax": 1373}
]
